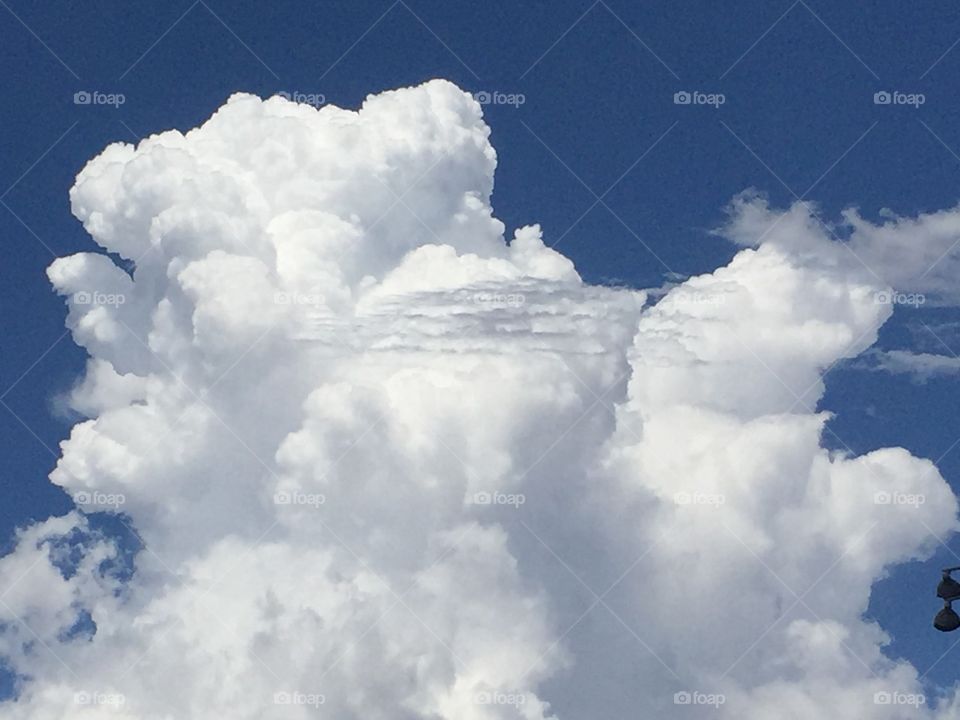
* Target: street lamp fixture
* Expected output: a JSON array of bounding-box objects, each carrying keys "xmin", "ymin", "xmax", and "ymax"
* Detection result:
[{"xmin": 935, "ymin": 567, "xmax": 960, "ymax": 632}]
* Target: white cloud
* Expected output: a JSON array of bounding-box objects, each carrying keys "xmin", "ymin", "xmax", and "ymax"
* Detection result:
[
  {"xmin": 860, "ymin": 349, "xmax": 960, "ymax": 382},
  {"xmin": 722, "ymin": 190, "xmax": 960, "ymax": 305},
  {"xmin": 1, "ymin": 80, "xmax": 957, "ymax": 718},
  {"xmin": 845, "ymin": 205, "xmax": 960, "ymax": 305}
]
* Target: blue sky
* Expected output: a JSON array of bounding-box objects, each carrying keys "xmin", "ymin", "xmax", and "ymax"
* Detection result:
[{"xmin": 3, "ymin": 0, "xmax": 960, "ymax": 699}]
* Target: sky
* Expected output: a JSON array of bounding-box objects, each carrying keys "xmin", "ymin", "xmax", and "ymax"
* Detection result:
[{"xmin": 4, "ymin": 0, "xmax": 960, "ymax": 717}]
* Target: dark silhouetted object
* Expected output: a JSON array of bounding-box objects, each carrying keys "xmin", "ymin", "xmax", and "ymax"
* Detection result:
[
  {"xmin": 937, "ymin": 571, "xmax": 960, "ymax": 601},
  {"xmin": 935, "ymin": 601, "xmax": 960, "ymax": 632},
  {"xmin": 935, "ymin": 567, "xmax": 960, "ymax": 632}
]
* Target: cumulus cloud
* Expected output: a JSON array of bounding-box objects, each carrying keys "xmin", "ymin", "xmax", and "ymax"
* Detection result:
[{"xmin": 1, "ymin": 79, "xmax": 958, "ymax": 718}]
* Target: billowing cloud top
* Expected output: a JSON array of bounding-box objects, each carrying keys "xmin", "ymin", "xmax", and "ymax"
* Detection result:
[{"xmin": 2, "ymin": 79, "xmax": 958, "ymax": 719}]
